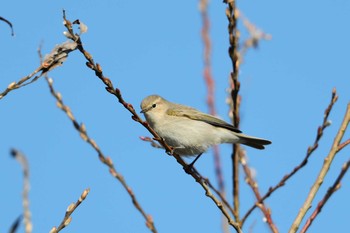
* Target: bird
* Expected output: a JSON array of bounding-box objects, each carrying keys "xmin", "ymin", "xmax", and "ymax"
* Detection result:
[{"xmin": 140, "ymin": 95, "xmax": 271, "ymax": 165}]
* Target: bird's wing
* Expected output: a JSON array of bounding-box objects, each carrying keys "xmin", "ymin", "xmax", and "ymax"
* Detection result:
[{"xmin": 166, "ymin": 107, "xmax": 242, "ymax": 133}]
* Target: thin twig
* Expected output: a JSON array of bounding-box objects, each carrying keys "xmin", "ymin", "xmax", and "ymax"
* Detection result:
[
  {"xmin": 45, "ymin": 76, "xmax": 158, "ymax": 233},
  {"xmin": 200, "ymin": 0, "xmax": 225, "ymax": 196},
  {"xmin": 337, "ymin": 138, "xmax": 350, "ymax": 152},
  {"xmin": 10, "ymin": 149, "xmax": 32, "ymax": 233},
  {"xmin": 49, "ymin": 188, "xmax": 90, "ymax": 233},
  {"xmin": 62, "ymin": 10, "xmax": 242, "ymax": 233},
  {"xmin": 0, "ymin": 16, "xmax": 15, "ymax": 36},
  {"xmin": 8, "ymin": 215, "xmax": 22, "ymax": 233},
  {"xmin": 240, "ymin": 151, "xmax": 279, "ymax": 233},
  {"xmin": 0, "ymin": 40, "xmax": 77, "ymax": 100},
  {"xmin": 224, "ymin": 0, "xmax": 241, "ymax": 223},
  {"xmin": 241, "ymin": 88, "xmax": 338, "ymax": 225},
  {"xmin": 240, "ymin": 12, "xmax": 272, "ymax": 58},
  {"xmin": 289, "ymin": 102, "xmax": 350, "ymax": 233},
  {"xmin": 300, "ymin": 159, "xmax": 350, "ymax": 233}
]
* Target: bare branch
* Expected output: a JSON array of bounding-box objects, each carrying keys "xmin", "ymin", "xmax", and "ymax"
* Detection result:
[
  {"xmin": 240, "ymin": 12, "xmax": 272, "ymax": 58},
  {"xmin": 300, "ymin": 159, "xmax": 350, "ymax": 233},
  {"xmin": 199, "ymin": 4, "xmax": 227, "ymax": 232},
  {"xmin": 289, "ymin": 102, "xmax": 350, "ymax": 233},
  {"xmin": 10, "ymin": 149, "xmax": 32, "ymax": 233},
  {"xmin": 8, "ymin": 215, "xmax": 22, "ymax": 233},
  {"xmin": 0, "ymin": 16, "xmax": 14, "ymax": 36},
  {"xmin": 240, "ymin": 151, "xmax": 279, "ymax": 233},
  {"xmin": 0, "ymin": 41, "xmax": 77, "ymax": 100},
  {"xmin": 45, "ymin": 76, "xmax": 158, "ymax": 233},
  {"xmin": 224, "ymin": 0, "xmax": 241, "ymax": 222},
  {"xmin": 337, "ymin": 138, "xmax": 350, "ymax": 153},
  {"xmin": 50, "ymin": 188, "xmax": 90, "ymax": 233},
  {"xmin": 62, "ymin": 11, "xmax": 242, "ymax": 233},
  {"xmin": 242, "ymin": 88, "xmax": 338, "ymax": 225}
]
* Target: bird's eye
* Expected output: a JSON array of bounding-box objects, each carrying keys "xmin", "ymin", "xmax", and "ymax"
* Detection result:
[{"xmin": 152, "ymin": 104, "xmax": 157, "ymax": 108}]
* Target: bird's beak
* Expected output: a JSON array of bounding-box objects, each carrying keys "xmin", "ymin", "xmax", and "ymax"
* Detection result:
[{"xmin": 140, "ymin": 106, "xmax": 152, "ymax": 114}]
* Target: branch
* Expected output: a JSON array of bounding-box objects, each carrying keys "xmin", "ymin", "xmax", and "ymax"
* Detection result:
[
  {"xmin": 241, "ymin": 88, "xmax": 338, "ymax": 225},
  {"xmin": 240, "ymin": 151, "xmax": 279, "ymax": 233},
  {"xmin": 10, "ymin": 149, "xmax": 32, "ymax": 233},
  {"xmin": 49, "ymin": 188, "xmax": 90, "ymax": 233},
  {"xmin": 8, "ymin": 215, "xmax": 22, "ymax": 233},
  {"xmin": 240, "ymin": 13, "xmax": 272, "ymax": 58},
  {"xmin": 62, "ymin": 10, "xmax": 242, "ymax": 233},
  {"xmin": 337, "ymin": 138, "xmax": 350, "ymax": 153},
  {"xmin": 199, "ymin": 1, "xmax": 227, "ymax": 219},
  {"xmin": 300, "ymin": 158, "xmax": 350, "ymax": 233},
  {"xmin": 0, "ymin": 16, "xmax": 14, "ymax": 36},
  {"xmin": 289, "ymin": 102, "xmax": 350, "ymax": 233},
  {"xmin": 224, "ymin": 0, "xmax": 241, "ymax": 222},
  {"xmin": 0, "ymin": 41, "xmax": 77, "ymax": 100},
  {"xmin": 45, "ymin": 77, "xmax": 158, "ymax": 233}
]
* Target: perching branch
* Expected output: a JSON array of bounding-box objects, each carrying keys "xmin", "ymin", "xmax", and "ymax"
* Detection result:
[{"xmin": 62, "ymin": 10, "xmax": 242, "ymax": 233}]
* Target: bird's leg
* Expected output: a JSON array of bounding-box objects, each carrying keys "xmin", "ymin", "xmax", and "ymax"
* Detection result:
[{"xmin": 184, "ymin": 153, "xmax": 203, "ymax": 173}]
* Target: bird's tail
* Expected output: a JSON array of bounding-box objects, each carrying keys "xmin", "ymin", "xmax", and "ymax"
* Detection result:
[{"xmin": 237, "ymin": 134, "xmax": 271, "ymax": 150}]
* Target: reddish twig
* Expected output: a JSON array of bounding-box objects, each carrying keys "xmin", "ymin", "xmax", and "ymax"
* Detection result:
[
  {"xmin": 240, "ymin": 151, "xmax": 279, "ymax": 233},
  {"xmin": 300, "ymin": 159, "xmax": 350, "ymax": 233},
  {"xmin": 199, "ymin": 0, "xmax": 226, "ymax": 197},
  {"xmin": 241, "ymin": 88, "xmax": 338, "ymax": 225},
  {"xmin": 337, "ymin": 138, "xmax": 350, "ymax": 152},
  {"xmin": 62, "ymin": 11, "xmax": 242, "ymax": 232}
]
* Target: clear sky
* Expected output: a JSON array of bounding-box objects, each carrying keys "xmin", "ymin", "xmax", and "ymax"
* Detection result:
[{"xmin": 1, "ymin": 1, "xmax": 350, "ymax": 233}]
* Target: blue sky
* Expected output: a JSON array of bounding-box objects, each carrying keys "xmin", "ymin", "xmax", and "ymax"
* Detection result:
[{"xmin": 1, "ymin": 1, "xmax": 350, "ymax": 233}]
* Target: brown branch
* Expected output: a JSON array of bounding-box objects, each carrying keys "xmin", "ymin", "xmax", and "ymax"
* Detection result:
[
  {"xmin": 300, "ymin": 158, "xmax": 350, "ymax": 233},
  {"xmin": 45, "ymin": 76, "xmax": 158, "ymax": 233},
  {"xmin": 10, "ymin": 149, "xmax": 32, "ymax": 233},
  {"xmin": 240, "ymin": 151, "xmax": 279, "ymax": 233},
  {"xmin": 224, "ymin": 0, "xmax": 241, "ymax": 223},
  {"xmin": 0, "ymin": 41, "xmax": 77, "ymax": 100},
  {"xmin": 337, "ymin": 138, "xmax": 350, "ymax": 153},
  {"xmin": 50, "ymin": 188, "xmax": 90, "ymax": 233},
  {"xmin": 62, "ymin": 10, "xmax": 242, "ymax": 233},
  {"xmin": 289, "ymin": 102, "xmax": 350, "ymax": 233},
  {"xmin": 241, "ymin": 88, "xmax": 338, "ymax": 225}
]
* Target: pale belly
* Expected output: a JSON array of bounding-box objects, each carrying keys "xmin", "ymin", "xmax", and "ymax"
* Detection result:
[{"xmin": 151, "ymin": 118, "xmax": 239, "ymax": 156}]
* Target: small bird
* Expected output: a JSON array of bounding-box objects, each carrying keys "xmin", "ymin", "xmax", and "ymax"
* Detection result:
[{"xmin": 140, "ymin": 95, "xmax": 271, "ymax": 164}]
